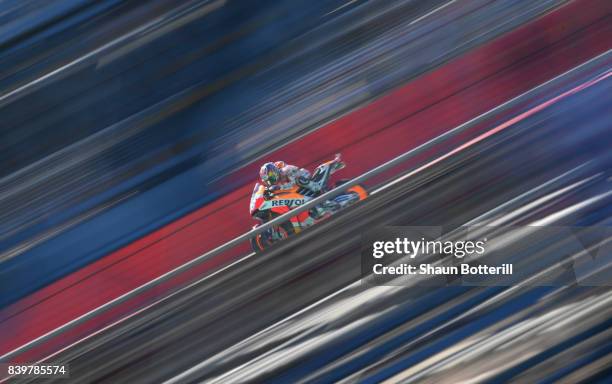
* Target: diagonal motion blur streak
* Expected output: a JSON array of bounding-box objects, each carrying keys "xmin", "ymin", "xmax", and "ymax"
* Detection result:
[{"xmin": 18, "ymin": 52, "xmax": 611, "ymax": 383}]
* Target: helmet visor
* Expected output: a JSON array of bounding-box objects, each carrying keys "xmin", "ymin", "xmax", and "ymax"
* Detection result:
[{"xmin": 266, "ymin": 171, "xmax": 278, "ymax": 185}]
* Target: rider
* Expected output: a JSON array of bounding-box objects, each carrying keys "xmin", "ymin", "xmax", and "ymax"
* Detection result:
[
  {"xmin": 259, "ymin": 159, "xmax": 341, "ymax": 220},
  {"xmin": 259, "ymin": 161, "xmax": 321, "ymax": 196}
]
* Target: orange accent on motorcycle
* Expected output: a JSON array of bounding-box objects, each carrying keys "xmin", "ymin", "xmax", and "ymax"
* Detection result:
[{"xmin": 347, "ymin": 185, "xmax": 368, "ymax": 201}]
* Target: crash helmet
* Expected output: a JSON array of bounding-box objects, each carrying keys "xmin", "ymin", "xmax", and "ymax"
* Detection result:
[
  {"xmin": 260, "ymin": 162, "xmax": 281, "ymax": 186},
  {"xmin": 274, "ymin": 160, "xmax": 286, "ymax": 169}
]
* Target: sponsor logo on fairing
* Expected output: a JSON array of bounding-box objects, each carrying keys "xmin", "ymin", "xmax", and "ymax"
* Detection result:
[{"xmin": 271, "ymin": 199, "xmax": 305, "ymax": 207}]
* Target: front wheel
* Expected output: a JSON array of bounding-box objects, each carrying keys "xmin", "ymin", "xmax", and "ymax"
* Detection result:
[{"xmin": 250, "ymin": 220, "xmax": 297, "ymax": 253}]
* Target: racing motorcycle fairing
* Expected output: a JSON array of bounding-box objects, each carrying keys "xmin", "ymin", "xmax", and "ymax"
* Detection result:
[
  {"xmin": 250, "ymin": 184, "xmax": 312, "ymax": 215},
  {"xmin": 250, "ymin": 184, "xmax": 313, "ymax": 232}
]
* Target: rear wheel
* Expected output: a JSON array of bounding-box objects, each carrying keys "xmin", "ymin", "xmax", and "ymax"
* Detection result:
[{"xmin": 346, "ymin": 184, "xmax": 368, "ymax": 201}]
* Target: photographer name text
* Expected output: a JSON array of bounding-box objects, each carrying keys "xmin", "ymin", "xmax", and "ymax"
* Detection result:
[{"xmin": 372, "ymin": 263, "xmax": 513, "ymax": 276}]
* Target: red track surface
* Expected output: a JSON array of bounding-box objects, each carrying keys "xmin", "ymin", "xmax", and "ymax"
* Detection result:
[{"xmin": 1, "ymin": 0, "xmax": 610, "ymax": 360}]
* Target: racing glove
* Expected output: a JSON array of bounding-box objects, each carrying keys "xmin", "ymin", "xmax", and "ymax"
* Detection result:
[{"xmin": 263, "ymin": 188, "xmax": 276, "ymax": 200}]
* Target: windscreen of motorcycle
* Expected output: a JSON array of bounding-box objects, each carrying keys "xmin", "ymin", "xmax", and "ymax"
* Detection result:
[{"xmin": 250, "ymin": 183, "xmax": 265, "ymax": 215}]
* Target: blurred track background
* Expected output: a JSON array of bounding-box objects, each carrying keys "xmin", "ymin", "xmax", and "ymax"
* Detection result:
[{"xmin": 0, "ymin": 0, "xmax": 611, "ymax": 382}]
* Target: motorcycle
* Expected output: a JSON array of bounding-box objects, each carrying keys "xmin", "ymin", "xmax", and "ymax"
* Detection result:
[{"xmin": 249, "ymin": 154, "xmax": 368, "ymax": 252}]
